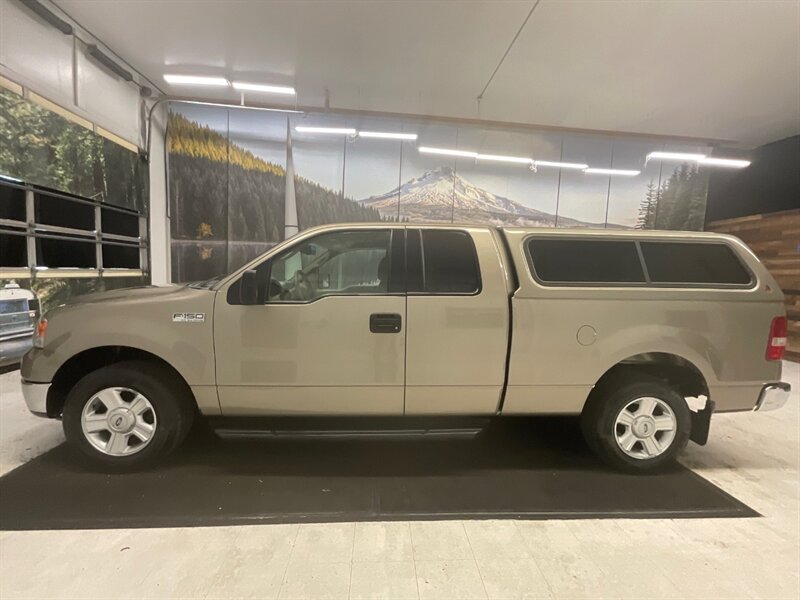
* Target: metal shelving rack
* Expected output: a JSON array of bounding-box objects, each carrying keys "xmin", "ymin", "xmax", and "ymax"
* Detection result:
[{"xmin": 0, "ymin": 177, "xmax": 147, "ymax": 279}]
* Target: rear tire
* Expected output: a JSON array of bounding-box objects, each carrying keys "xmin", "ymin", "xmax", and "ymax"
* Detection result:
[
  {"xmin": 62, "ymin": 360, "xmax": 194, "ymax": 470},
  {"xmin": 581, "ymin": 376, "xmax": 690, "ymax": 473}
]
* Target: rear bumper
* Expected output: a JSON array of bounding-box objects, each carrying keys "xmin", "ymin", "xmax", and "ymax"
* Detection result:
[
  {"xmin": 754, "ymin": 382, "xmax": 791, "ymax": 412},
  {"xmin": 21, "ymin": 380, "xmax": 50, "ymax": 417}
]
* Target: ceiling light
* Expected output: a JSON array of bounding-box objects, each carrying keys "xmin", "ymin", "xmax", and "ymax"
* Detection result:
[
  {"xmin": 358, "ymin": 131, "xmax": 418, "ymax": 140},
  {"xmin": 533, "ymin": 160, "xmax": 589, "ymax": 170},
  {"xmin": 419, "ymin": 146, "xmax": 478, "ymax": 158},
  {"xmin": 175, "ymin": 100, "xmax": 303, "ymax": 114},
  {"xmin": 476, "ymin": 154, "xmax": 533, "ymax": 164},
  {"xmin": 295, "ymin": 126, "xmax": 356, "ymax": 135},
  {"xmin": 698, "ymin": 157, "xmax": 751, "ymax": 168},
  {"xmin": 231, "ymin": 82, "xmax": 296, "ymax": 95},
  {"xmin": 164, "ymin": 74, "xmax": 229, "ymax": 86},
  {"xmin": 584, "ymin": 168, "xmax": 640, "ymax": 176},
  {"xmin": 647, "ymin": 151, "xmax": 706, "ymax": 162}
]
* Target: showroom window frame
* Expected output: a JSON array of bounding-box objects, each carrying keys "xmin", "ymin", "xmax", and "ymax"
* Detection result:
[{"xmin": 0, "ymin": 177, "xmax": 148, "ymax": 279}]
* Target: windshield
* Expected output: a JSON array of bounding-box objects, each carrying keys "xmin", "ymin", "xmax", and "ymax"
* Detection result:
[{"xmin": 0, "ymin": 299, "xmax": 29, "ymax": 314}]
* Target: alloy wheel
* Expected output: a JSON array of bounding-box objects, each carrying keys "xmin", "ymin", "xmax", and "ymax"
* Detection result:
[
  {"xmin": 613, "ymin": 396, "xmax": 677, "ymax": 459},
  {"xmin": 80, "ymin": 387, "xmax": 157, "ymax": 456}
]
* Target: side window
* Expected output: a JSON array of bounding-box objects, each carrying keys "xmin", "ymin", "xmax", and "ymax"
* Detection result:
[
  {"xmin": 413, "ymin": 229, "xmax": 481, "ymax": 294},
  {"xmin": 526, "ymin": 239, "xmax": 645, "ymax": 284},
  {"xmin": 266, "ymin": 229, "xmax": 392, "ymax": 302},
  {"xmin": 640, "ymin": 242, "xmax": 752, "ymax": 285}
]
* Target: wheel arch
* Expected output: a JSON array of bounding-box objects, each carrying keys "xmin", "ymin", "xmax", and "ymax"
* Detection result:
[
  {"xmin": 585, "ymin": 351, "xmax": 710, "ymax": 413},
  {"xmin": 46, "ymin": 346, "xmax": 197, "ymax": 418}
]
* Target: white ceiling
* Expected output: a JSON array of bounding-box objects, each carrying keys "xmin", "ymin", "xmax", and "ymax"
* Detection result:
[{"xmin": 55, "ymin": 0, "xmax": 800, "ymax": 147}]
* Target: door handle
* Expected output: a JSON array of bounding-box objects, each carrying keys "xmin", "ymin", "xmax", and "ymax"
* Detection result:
[{"xmin": 370, "ymin": 313, "xmax": 402, "ymax": 333}]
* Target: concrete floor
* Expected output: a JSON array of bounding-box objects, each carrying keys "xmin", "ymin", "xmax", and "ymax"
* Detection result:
[{"xmin": 0, "ymin": 363, "xmax": 797, "ymax": 600}]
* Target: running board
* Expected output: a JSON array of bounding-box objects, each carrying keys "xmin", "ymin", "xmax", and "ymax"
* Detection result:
[
  {"xmin": 214, "ymin": 428, "xmax": 483, "ymax": 440},
  {"xmin": 207, "ymin": 416, "xmax": 492, "ymax": 440}
]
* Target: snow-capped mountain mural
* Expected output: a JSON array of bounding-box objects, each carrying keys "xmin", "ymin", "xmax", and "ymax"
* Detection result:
[{"xmin": 359, "ymin": 166, "xmax": 626, "ymax": 228}]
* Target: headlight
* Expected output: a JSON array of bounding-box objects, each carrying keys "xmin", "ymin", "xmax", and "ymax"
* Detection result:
[{"xmin": 33, "ymin": 317, "xmax": 47, "ymax": 348}]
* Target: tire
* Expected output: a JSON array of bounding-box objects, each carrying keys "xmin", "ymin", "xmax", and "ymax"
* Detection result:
[
  {"xmin": 62, "ymin": 360, "xmax": 194, "ymax": 470},
  {"xmin": 581, "ymin": 376, "xmax": 691, "ymax": 473}
]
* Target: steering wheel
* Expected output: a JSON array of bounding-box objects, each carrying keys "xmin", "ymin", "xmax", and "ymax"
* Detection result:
[{"xmin": 268, "ymin": 278, "xmax": 284, "ymax": 300}]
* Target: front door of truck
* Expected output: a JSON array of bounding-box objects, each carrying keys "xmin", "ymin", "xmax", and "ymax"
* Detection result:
[{"xmin": 214, "ymin": 228, "xmax": 406, "ymax": 415}]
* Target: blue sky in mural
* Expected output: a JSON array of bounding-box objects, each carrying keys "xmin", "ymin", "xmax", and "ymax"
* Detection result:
[{"xmin": 170, "ymin": 103, "xmax": 710, "ymax": 228}]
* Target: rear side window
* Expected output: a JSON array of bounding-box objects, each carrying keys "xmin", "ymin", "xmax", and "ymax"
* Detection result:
[
  {"xmin": 640, "ymin": 242, "xmax": 752, "ymax": 285},
  {"xmin": 526, "ymin": 239, "xmax": 645, "ymax": 284},
  {"xmin": 413, "ymin": 230, "xmax": 480, "ymax": 294}
]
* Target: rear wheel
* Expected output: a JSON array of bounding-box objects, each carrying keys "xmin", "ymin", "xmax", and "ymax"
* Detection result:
[
  {"xmin": 62, "ymin": 360, "xmax": 194, "ymax": 470},
  {"xmin": 581, "ymin": 377, "xmax": 690, "ymax": 473}
]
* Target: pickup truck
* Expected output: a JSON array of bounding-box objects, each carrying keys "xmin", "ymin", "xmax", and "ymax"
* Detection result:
[{"xmin": 20, "ymin": 224, "xmax": 791, "ymax": 472}]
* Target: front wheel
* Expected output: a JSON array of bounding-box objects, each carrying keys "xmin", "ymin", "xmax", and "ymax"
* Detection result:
[
  {"xmin": 62, "ymin": 360, "xmax": 194, "ymax": 470},
  {"xmin": 581, "ymin": 377, "xmax": 691, "ymax": 473}
]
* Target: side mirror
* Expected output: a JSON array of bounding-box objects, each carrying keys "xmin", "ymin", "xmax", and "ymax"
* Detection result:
[{"xmin": 240, "ymin": 269, "xmax": 259, "ymax": 305}]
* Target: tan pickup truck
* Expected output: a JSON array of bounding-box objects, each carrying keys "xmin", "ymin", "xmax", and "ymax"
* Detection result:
[{"xmin": 20, "ymin": 224, "xmax": 791, "ymax": 472}]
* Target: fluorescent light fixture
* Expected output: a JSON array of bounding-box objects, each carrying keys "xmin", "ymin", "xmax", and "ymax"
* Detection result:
[
  {"xmin": 533, "ymin": 160, "xmax": 588, "ymax": 170},
  {"xmin": 585, "ymin": 168, "xmax": 640, "ymax": 176},
  {"xmin": 646, "ymin": 152, "xmax": 750, "ymax": 168},
  {"xmin": 476, "ymin": 153, "xmax": 533, "ymax": 164},
  {"xmin": 0, "ymin": 173, "xmax": 24, "ymax": 183},
  {"xmin": 231, "ymin": 82, "xmax": 296, "ymax": 95},
  {"xmin": 419, "ymin": 146, "xmax": 478, "ymax": 158},
  {"xmin": 698, "ymin": 157, "xmax": 751, "ymax": 168},
  {"xmin": 174, "ymin": 100, "xmax": 303, "ymax": 114},
  {"xmin": 358, "ymin": 131, "xmax": 418, "ymax": 140},
  {"xmin": 163, "ymin": 74, "xmax": 229, "ymax": 86},
  {"xmin": 295, "ymin": 126, "xmax": 356, "ymax": 135},
  {"xmin": 647, "ymin": 151, "xmax": 706, "ymax": 162}
]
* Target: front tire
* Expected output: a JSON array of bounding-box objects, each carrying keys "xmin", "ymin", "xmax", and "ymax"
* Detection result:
[
  {"xmin": 581, "ymin": 376, "xmax": 691, "ymax": 473},
  {"xmin": 62, "ymin": 360, "xmax": 194, "ymax": 470}
]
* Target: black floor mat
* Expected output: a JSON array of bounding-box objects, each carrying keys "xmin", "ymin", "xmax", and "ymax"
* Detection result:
[{"xmin": 0, "ymin": 418, "xmax": 756, "ymax": 530}]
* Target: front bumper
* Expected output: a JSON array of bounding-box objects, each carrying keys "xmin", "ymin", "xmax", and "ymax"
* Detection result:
[
  {"xmin": 0, "ymin": 336, "xmax": 33, "ymax": 368},
  {"xmin": 754, "ymin": 382, "xmax": 791, "ymax": 412},
  {"xmin": 21, "ymin": 380, "xmax": 50, "ymax": 417}
]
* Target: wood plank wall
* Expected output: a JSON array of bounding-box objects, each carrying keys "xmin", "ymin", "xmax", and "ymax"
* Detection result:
[{"xmin": 707, "ymin": 208, "xmax": 800, "ymax": 362}]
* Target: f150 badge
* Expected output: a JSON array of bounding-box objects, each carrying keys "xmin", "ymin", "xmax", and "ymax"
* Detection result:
[{"xmin": 173, "ymin": 312, "xmax": 205, "ymax": 323}]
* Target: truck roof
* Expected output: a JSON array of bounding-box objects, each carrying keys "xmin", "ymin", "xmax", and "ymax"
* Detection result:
[
  {"xmin": 0, "ymin": 283, "xmax": 37, "ymax": 301},
  {"xmin": 297, "ymin": 221, "xmax": 743, "ymax": 243}
]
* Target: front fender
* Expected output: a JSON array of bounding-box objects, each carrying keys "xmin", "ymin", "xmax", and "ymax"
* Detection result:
[{"xmin": 21, "ymin": 287, "xmax": 216, "ymax": 386}]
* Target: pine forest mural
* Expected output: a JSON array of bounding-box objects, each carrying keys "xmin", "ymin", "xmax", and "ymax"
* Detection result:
[
  {"xmin": 168, "ymin": 110, "xmax": 380, "ymax": 282},
  {"xmin": 167, "ymin": 103, "xmax": 712, "ymax": 283},
  {"xmin": 636, "ymin": 165, "xmax": 709, "ymax": 230}
]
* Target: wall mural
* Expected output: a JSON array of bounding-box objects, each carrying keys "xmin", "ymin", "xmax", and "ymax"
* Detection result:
[
  {"xmin": 0, "ymin": 86, "xmax": 148, "ymax": 310},
  {"xmin": 167, "ymin": 103, "xmax": 712, "ymax": 283}
]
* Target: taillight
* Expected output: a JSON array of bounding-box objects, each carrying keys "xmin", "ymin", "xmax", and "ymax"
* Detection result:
[{"xmin": 766, "ymin": 316, "xmax": 787, "ymax": 361}]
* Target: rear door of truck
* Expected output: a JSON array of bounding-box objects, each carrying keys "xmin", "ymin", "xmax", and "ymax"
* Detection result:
[{"xmin": 403, "ymin": 226, "xmax": 512, "ymax": 415}]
